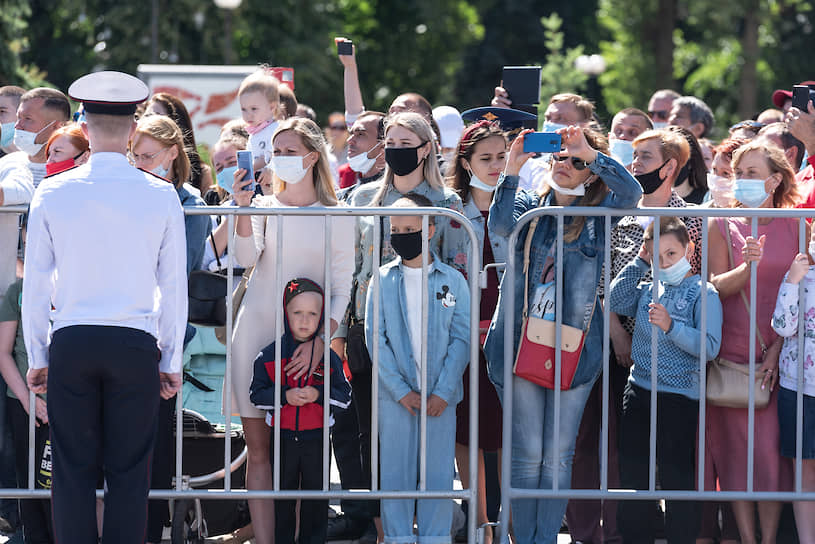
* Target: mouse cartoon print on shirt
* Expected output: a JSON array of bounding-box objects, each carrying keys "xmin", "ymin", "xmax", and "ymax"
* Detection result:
[{"xmin": 436, "ymin": 285, "xmax": 456, "ymax": 308}]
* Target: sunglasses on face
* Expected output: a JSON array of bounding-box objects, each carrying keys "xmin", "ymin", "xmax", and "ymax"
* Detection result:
[
  {"xmin": 648, "ymin": 110, "xmax": 670, "ymax": 121},
  {"xmin": 551, "ymin": 154, "xmax": 590, "ymax": 170}
]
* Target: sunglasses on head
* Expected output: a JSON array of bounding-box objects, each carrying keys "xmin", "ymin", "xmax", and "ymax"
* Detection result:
[{"xmin": 551, "ymin": 154, "xmax": 590, "ymax": 170}]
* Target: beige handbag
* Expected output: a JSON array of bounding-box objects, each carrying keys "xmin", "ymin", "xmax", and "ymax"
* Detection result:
[{"xmin": 706, "ymin": 220, "xmax": 770, "ymax": 409}]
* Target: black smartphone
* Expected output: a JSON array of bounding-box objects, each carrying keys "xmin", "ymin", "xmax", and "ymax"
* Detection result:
[
  {"xmin": 236, "ymin": 150, "xmax": 256, "ymax": 192},
  {"xmin": 792, "ymin": 85, "xmax": 815, "ymax": 110},
  {"xmin": 523, "ymin": 132, "xmax": 561, "ymax": 154},
  {"xmin": 502, "ymin": 66, "xmax": 542, "ymax": 105},
  {"xmin": 337, "ymin": 40, "xmax": 353, "ymax": 56}
]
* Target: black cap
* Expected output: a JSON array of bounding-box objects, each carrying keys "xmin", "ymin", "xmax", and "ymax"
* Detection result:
[
  {"xmin": 68, "ymin": 71, "xmax": 149, "ymax": 116},
  {"xmin": 461, "ymin": 106, "xmax": 538, "ymax": 136},
  {"xmin": 283, "ymin": 278, "xmax": 324, "ymax": 309}
]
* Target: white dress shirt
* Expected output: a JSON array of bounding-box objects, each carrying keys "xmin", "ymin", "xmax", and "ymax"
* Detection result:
[
  {"xmin": 22, "ymin": 152, "xmax": 188, "ymax": 373},
  {"xmin": 0, "ymin": 152, "xmax": 34, "ymax": 300}
]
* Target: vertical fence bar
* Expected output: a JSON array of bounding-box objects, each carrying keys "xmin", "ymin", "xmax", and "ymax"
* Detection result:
[
  {"xmin": 175, "ymin": 378, "xmax": 183, "ymax": 489},
  {"xmin": 224, "ymin": 212, "xmax": 235, "ymax": 491},
  {"xmin": 796, "ymin": 217, "xmax": 806, "ymax": 492},
  {"xmin": 419, "ymin": 214, "xmax": 429, "ymax": 491},
  {"xmin": 649, "ymin": 216, "xmax": 659, "ymax": 492},
  {"xmin": 323, "ymin": 214, "xmax": 332, "ymax": 491},
  {"xmin": 371, "ymin": 214, "xmax": 381, "ymax": 492},
  {"xmin": 274, "ymin": 212, "xmax": 284, "ymax": 491},
  {"xmin": 747, "ymin": 216, "xmax": 757, "ymax": 492},
  {"xmin": 28, "ymin": 391, "xmax": 35, "ymax": 490},
  {"xmin": 467, "ymin": 213, "xmax": 481, "ymax": 544},
  {"xmin": 601, "ymin": 214, "xmax": 611, "ymax": 493},
  {"xmin": 553, "ymin": 213, "xmax": 564, "ymax": 490},
  {"xmin": 697, "ymin": 216, "xmax": 709, "ymax": 492},
  {"xmin": 500, "ymin": 216, "xmax": 521, "ymax": 544}
]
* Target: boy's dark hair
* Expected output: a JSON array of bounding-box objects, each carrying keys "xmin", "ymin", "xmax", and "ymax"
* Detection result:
[
  {"xmin": 391, "ymin": 193, "xmax": 436, "ymax": 224},
  {"xmin": 643, "ymin": 216, "xmax": 689, "ymax": 247}
]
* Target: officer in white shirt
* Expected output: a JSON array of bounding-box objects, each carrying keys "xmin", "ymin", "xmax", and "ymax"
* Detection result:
[{"xmin": 22, "ymin": 71, "xmax": 188, "ymax": 544}]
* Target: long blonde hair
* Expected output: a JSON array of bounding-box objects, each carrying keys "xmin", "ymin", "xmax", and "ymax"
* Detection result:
[
  {"xmin": 272, "ymin": 117, "xmax": 338, "ymax": 206},
  {"xmin": 133, "ymin": 115, "xmax": 190, "ymax": 188},
  {"xmin": 372, "ymin": 112, "xmax": 444, "ymax": 206}
]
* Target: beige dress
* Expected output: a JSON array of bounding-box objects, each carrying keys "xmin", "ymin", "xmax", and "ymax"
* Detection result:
[{"xmin": 228, "ymin": 195, "xmax": 354, "ymax": 417}]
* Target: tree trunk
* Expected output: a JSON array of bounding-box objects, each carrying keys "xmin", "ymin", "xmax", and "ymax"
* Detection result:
[
  {"xmin": 654, "ymin": 0, "xmax": 676, "ymax": 90},
  {"xmin": 738, "ymin": 2, "xmax": 760, "ymax": 120}
]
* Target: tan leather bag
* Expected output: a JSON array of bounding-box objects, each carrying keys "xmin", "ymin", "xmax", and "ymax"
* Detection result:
[{"xmin": 706, "ymin": 220, "xmax": 769, "ymax": 409}]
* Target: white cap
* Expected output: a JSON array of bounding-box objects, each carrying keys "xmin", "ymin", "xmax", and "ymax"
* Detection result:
[{"xmin": 432, "ymin": 106, "xmax": 464, "ymax": 149}]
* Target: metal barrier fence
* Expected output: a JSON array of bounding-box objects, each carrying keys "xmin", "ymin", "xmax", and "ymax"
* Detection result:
[
  {"xmin": 499, "ymin": 205, "xmax": 815, "ymax": 544},
  {"xmin": 0, "ymin": 205, "xmax": 485, "ymax": 542},
  {"xmin": 7, "ymin": 203, "xmax": 815, "ymax": 542}
]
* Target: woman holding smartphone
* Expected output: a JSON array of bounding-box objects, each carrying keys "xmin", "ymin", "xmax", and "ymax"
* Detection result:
[{"xmin": 230, "ymin": 117, "xmax": 354, "ymax": 544}]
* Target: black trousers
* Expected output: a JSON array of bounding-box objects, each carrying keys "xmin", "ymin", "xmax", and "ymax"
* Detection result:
[
  {"xmin": 272, "ymin": 434, "xmax": 327, "ymax": 544},
  {"xmin": 146, "ymin": 395, "xmax": 176, "ymax": 542},
  {"xmin": 48, "ymin": 325, "xmax": 160, "ymax": 544},
  {"xmin": 617, "ymin": 383, "xmax": 700, "ymax": 544},
  {"xmin": 331, "ymin": 362, "xmax": 378, "ymax": 521},
  {"xmin": 8, "ymin": 400, "xmax": 53, "ymax": 543}
]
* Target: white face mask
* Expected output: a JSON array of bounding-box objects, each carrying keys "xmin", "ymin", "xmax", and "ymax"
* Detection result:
[
  {"xmin": 468, "ymin": 171, "xmax": 496, "ymax": 193},
  {"xmin": 271, "ymin": 152, "xmax": 313, "ymax": 184},
  {"xmin": 13, "ymin": 120, "xmax": 54, "ymax": 157},
  {"xmin": 546, "ymin": 172, "xmax": 586, "ymax": 196},
  {"xmin": 652, "ymin": 122, "xmax": 668, "ymax": 130},
  {"xmin": 347, "ymin": 143, "xmax": 381, "ymax": 174},
  {"xmin": 609, "ymin": 138, "xmax": 634, "ymax": 166},
  {"xmin": 151, "ymin": 163, "xmax": 169, "ymax": 179},
  {"xmin": 809, "ymin": 241, "xmax": 815, "ymax": 263}
]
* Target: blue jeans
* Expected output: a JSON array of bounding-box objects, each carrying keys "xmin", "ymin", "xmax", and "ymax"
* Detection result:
[
  {"xmin": 379, "ymin": 395, "xmax": 456, "ymax": 544},
  {"xmin": 511, "ymin": 375, "xmax": 595, "ymax": 544}
]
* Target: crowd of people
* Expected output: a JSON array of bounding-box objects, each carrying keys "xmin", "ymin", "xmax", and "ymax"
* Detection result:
[{"xmin": 0, "ymin": 39, "xmax": 814, "ymax": 544}]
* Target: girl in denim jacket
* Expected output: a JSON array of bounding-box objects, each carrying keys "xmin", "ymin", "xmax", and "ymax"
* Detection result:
[{"xmin": 484, "ymin": 126, "xmax": 642, "ymax": 544}]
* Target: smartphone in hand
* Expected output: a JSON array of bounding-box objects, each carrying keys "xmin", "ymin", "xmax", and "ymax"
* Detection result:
[
  {"xmin": 337, "ymin": 40, "xmax": 353, "ymax": 56},
  {"xmin": 792, "ymin": 85, "xmax": 815, "ymax": 111},
  {"xmin": 523, "ymin": 132, "xmax": 561, "ymax": 154},
  {"xmin": 236, "ymin": 150, "xmax": 256, "ymax": 192}
]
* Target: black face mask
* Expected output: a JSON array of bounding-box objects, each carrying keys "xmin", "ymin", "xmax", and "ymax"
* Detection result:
[
  {"xmin": 385, "ymin": 143, "xmax": 426, "ymax": 176},
  {"xmin": 635, "ymin": 160, "xmax": 669, "ymax": 194},
  {"xmin": 673, "ymin": 160, "xmax": 690, "ymax": 186},
  {"xmin": 390, "ymin": 231, "xmax": 424, "ymax": 261}
]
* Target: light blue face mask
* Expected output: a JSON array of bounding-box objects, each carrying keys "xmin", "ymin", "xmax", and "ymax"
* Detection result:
[
  {"xmin": 468, "ymin": 172, "xmax": 496, "ymax": 193},
  {"xmin": 652, "ymin": 122, "xmax": 668, "ymax": 130},
  {"xmin": 733, "ymin": 178, "xmax": 770, "ymax": 208},
  {"xmin": 609, "ymin": 138, "xmax": 634, "ymax": 165},
  {"xmin": 541, "ymin": 121, "xmax": 567, "ymax": 133},
  {"xmin": 0, "ymin": 122, "xmax": 14, "ymax": 148},
  {"xmin": 217, "ymin": 165, "xmax": 239, "ymax": 194},
  {"xmin": 151, "ymin": 163, "xmax": 169, "ymax": 179},
  {"xmin": 657, "ymin": 255, "xmax": 691, "ymax": 286}
]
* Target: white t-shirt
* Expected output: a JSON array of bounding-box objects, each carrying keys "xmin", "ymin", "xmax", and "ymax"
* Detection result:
[
  {"xmin": 248, "ymin": 121, "xmax": 279, "ymax": 165},
  {"xmin": 402, "ymin": 264, "xmax": 424, "ymax": 386},
  {"xmin": 518, "ymin": 155, "xmax": 550, "ymax": 193}
]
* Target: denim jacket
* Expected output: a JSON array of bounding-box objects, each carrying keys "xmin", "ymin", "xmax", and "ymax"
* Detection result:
[
  {"xmin": 338, "ymin": 179, "xmax": 468, "ymax": 338},
  {"xmin": 177, "ymin": 184, "xmax": 212, "ymax": 275},
  {"xmin": 463, "ymin": 198, "xmax": 509, "ymax": 283},
  {"xmin": 483, "ymin": 152, "xmax": 642, "ymax": 392},
  {"xmin": 365, "ymin": 254, "xmax": 471, "ymax": 405}
]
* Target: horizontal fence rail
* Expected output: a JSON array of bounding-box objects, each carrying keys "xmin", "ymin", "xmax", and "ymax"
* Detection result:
[{"xmin": 6, "ymin": 204, "xmax": 815, "ymax": 543}]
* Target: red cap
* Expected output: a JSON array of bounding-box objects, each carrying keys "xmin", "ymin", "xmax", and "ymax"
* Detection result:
[{"xmin": 772, "ymin": 81, "xmax": 815, "ymax": 108}]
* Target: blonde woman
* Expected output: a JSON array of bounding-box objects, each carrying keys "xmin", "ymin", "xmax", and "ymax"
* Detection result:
[{"xmin": 230, "ymin": 117, "xmax": 354, "ymax": 544}]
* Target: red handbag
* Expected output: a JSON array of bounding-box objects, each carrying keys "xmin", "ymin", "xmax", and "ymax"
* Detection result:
[{"xmin": 512, "ymin": 218, "xmax": 595, "ymax": 390}]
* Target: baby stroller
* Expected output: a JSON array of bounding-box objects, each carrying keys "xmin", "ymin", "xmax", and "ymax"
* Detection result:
[{"xmin": 170, "ymin": 327, "xmax": 249, "ymax": 544}]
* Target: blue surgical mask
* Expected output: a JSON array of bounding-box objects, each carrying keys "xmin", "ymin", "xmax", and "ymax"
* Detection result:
[
  {"xmin": 733, "ymin": 178, "xmax": 770, "ymax": 208},
  {"xmin": 652, "ymin": 122, "xmax": 668, "ymax": 130},
  {"xmin": 657, "ymin": 256, "xmax": 691, "ymax": 286},
  {"xmin": 609, "ymin": 138, "xmax": 634, "ymax": 166},
  {"xmin": 541, "ymin": 121, "xmax": 567, "ymax": 133},
  {"xmin": 151, "ymin": 163, "xmax": 169, "ymax": 179},
  {"xmin": 0, "ymin": 122, "xmax": 14, "ymax": 148},
  {"xmin": 216, "ymin": 166, "xmax": 238, "ymax": 194},
  {"xmin": 468, "ymin": 172, "xmax": 496, "ymax": 193}
]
